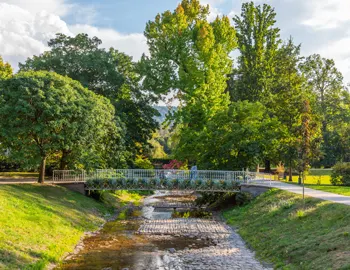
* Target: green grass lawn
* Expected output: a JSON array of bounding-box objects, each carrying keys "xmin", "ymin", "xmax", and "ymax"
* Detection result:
[
  {"xmin": 305, "ymin": 185, "xmax": 350, "ymax": 196},
  {"xmin": 223, "ymin": 189, "xmax": 350, "ymax": 269},
  {"xmin": 0, "ymin": 172, "xmax": 39, "ymax": 179},
  {"xmin": 282, "ymin": 175, "xmax": 332, "ymax": 185},
  {"xmin": 0, "ymin": 184, "xmax": 113, "ymax": 269},
  {"xmin": 301, "ymin": 174, "xmax": 331, "ymax": 185}
]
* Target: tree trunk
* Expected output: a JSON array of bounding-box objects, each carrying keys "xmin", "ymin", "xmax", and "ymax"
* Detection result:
[
  {"xmin": 264, "ymin": 159, "xmax": 271, "ymax": 173},
  {"xmin": 38, "ymin": 156, "xmax": 46, "ymax": 184},
  {"xmin": 288, "ymin": 161, "xmax": 292, "ymax": 182},
  {"xmin": 60, "ymin": 151, "xmax": 69, "ymax": 170}
]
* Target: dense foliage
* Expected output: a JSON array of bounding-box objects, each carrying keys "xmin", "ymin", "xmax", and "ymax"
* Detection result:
[
  {"xmin": 143, "ymin": 0, "xmax": 348, "ymax": 179},
  {"xmin": 0, "ymin": 0, "xmax": 349, "ymax": 183},
  {"xmin": 331, "ymin": 162, "xmax": 350, "ymax": 186},
  {"xmin": 0, "ymin": 71, "xmax": 120, "ymax": 182},
  {"xmin": 20, "ymin": 34, "xmax": 159, "ymax": 166},
  {"xmin": 141, "ymin": 0, "xmax": 236, "ymax": 162}
]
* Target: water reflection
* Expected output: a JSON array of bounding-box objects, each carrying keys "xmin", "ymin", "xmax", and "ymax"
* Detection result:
[{"xmin": 58, "ymin": 191, "xmax": 208, "ymax": 270}]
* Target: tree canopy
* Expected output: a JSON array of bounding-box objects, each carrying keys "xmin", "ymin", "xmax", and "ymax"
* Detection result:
[
  {"xmin": 0, "ymin": 71, "xmax": 120, "ymax": 182},
  {"xmin": 141, "ymin": 0, "xmax": 236, "ymax": 127},
  {"xmin": 0, "ymin": 0, "xmax": 349, "ymax": 178},
  {"xmin": 0, "ymin": 57, "xmax": 12, "ymax": 80},
  {"xmin": 20, "ymin": 34, "xmax": 159, "ymax": 165}
]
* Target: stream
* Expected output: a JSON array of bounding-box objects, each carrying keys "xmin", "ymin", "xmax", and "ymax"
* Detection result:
[{"xmin": 58, "ymin": 191, "xmax": 271, "ymax": 270}]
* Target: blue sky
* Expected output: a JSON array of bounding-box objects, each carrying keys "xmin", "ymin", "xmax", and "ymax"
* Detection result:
[
  {"xmin": 1, "ymin": 0, "xmax": 350, "ymax": 83},
  {"xmin": 64, "ymin": 0, "xmax": 181, "ymax": 33}
]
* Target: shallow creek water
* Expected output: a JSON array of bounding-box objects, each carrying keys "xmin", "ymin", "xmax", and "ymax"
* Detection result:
[{"xmin": 59, "ymin": 191, "xmax": 211, "ymax": 270}]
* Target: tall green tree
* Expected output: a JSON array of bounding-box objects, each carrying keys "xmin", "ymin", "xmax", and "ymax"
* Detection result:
[
  {"xmin": 270, "ymin": 40, "xmax": 321, "ymax": 179},
  {"xmin": 298, "ymin": 100, "xmax": 312, "ymax": 183},
  {"xmin": 20, "ymin": 34, "xmax": 158, "ymax": 165},
  {"xmin": 0, "ymin": 71, "xmax": 121, "ymax": 183},
  {"xmin": 141, "ymin": 0, "xmax": 236, "ymax": 161},
  {"xmin": 141, "ymin": 0, "xmax": 236, "ymax": 126},
  {"xmin": 230, "ymin": 1, "xmax": 281, "ymax": 102},
  {"xmin": 300, "ymin": 54, "xmax": 345, "ymax": 167},
  {"xmin": 0, "ymin": 57, "xmax": 13, "ymax": 160}
]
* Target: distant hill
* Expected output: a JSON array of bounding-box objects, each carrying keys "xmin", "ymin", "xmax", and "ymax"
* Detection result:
[{"xmin": 153, "ymin": 106, "xmax": 177, "ymax": 123}]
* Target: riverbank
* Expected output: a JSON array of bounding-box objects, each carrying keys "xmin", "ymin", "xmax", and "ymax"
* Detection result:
[
  {"xmin": 0, "ymin": 184, "xmax": 143, "ymax": 269},
  {"xmin": 223, "ymin": 189, "xmax": 350, "ymax": 269},
  {"xmin": 59, "ymin": 191, "xmax": 271, "ymax": 269}
]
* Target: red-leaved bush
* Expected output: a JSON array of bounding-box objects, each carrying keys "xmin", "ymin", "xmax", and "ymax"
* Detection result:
[{"xmin": 162, "ymin": 159, "xmax": 185, "ymax": 169}]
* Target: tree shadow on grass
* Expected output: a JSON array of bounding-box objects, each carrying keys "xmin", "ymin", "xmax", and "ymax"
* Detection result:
[{"xmin": 0, "ymin": 248, "xmax": 33, "ymax": 269}]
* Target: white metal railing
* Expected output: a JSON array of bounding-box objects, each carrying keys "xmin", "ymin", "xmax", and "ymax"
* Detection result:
[
  {"xmin": 245, "ymin": 172, "xmax": 273, "ymax": 186},
  {"xmin": 53, "ymin": 169, "xmax": 273, "ymax": 184},
  {"xmin": 53, "ymin": 170, "xmax": 86, "ymax": 183}
]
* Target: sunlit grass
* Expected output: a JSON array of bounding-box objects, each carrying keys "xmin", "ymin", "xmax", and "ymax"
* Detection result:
[
  {"xmin": 102, "ymin": 190, "xmax": 147, "ymax": 208},
  {"xmin": 114, "ymin": 190, "xmax": 144, "ymax": 206},
  {"xmin": 0, "ymin": 184, "xmax": 112, "ymax": 269},
  {"xmin": 305, "ymin": 185, "xmax": 350, "ymax": 196},
  {"xmin": 281, "ymin": 175, "xmax": 332, "ymax": 185},
  {"xmin": 223, "ymin": 189, "xmax": 350, "ymax": 269}
]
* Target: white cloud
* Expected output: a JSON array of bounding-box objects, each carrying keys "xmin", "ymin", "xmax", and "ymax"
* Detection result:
[
  {"xmin": 201, "ymin": 0, "xmax": 223, "ymax": 22},
  {"xmin": 316, "ymin": 36, "xmax": 350, "ymax": 84},
  {"xmin": 0, "ymin": 0, "xmax": 72, "ymax": 16},
  {"xmin": 69, "ymin": 24, "xmax": 148, "ymax": 61},
  {"xmin": 302, "ymin": 0, "xmax": 350, "ymax": 30},
  {"xmin": 0, "ymin": 1, "xmax": 148, "ymax": 69},
  {"xmin": 0, "ymin": 3, "xmax": 72, "ymax": 69},
  {"xmin": 227, "ymin": 10, "xmax": 235, "ymax": 19}
]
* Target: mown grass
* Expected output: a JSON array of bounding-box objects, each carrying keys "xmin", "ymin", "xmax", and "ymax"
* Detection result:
[
  {"xmin": 0, "ymin": 172, "xmax": 39, "ymax": 179},
  {"xmin": 305, "ymin": 185, "xmax": 350, "ymax": 196},
  {"xmin": 285, "ymin": 175, "xmax": 332, "ymax": 185},
  {"xmin": 0, "ymin": 184, "xmax": 113, "ymax": 269},
  {"xmin": 223, "ymin": 189, "xmax": 350, "ymax": 270},
  {"xmin": 309, "ymin": 169, "xmax": 332, "ymax": 176}
]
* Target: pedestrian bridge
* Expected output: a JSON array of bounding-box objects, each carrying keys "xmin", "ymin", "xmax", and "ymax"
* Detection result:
[{"xmin": 53, "ymin": 169, "xmax": 272, "ymax": 193}]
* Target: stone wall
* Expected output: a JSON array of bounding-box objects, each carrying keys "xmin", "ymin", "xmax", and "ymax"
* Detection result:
[
  {"xmin": 240, "ymin": 184, "xmax": 271, "ymax": 197},
  {"xmin": 55, "ymin": 182, "xmax": 86, "ymax": 195}
]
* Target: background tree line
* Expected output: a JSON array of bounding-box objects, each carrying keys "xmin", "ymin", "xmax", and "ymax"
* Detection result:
[
  {"xmin": 141, "ymin": 0, "xmax": 350, "ymax": 180},
  {"xmin": 0, "ymin": 35, "xmax": 159, "ymax": 181},
  {"xmin": 1, "ymin": 0, "xmax": 350, "ymax": 182}
]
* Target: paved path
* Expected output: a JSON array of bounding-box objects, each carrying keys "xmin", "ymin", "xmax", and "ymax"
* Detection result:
[
  {"xmin": 267, "ymin": 181, "xmax": 350, "ymax": 206},
  {"xmin": 0, "ymin": 179, "xmax": 53, "ymax": 184}
]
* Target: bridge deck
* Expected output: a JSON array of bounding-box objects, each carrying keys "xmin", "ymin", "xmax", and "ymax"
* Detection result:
[{"xmin": 52, "ymin": 169, "xmax": 273, "ymax": 192}]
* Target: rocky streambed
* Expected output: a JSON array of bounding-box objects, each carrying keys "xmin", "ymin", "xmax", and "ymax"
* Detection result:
[{"xmin": 58, "ymin": 191, "xmax": 271, "ymax": 270}]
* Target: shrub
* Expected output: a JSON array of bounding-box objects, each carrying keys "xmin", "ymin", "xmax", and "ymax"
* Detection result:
[
  {"xmin": 194, "ymin": 179, "xmax": 203, "ymax": 188},
  {"xmin": 205, "ymin": 179, "xmax": 214, "ymax": 188},
  {"xmin": 235, "ymin": 192, "xmax": 253, "ymax": 206},
  {"xmin": 149, "ymin": 178, "xmax": 158, "ymax": 188},
  {"xmin": 331, "ymin": 162, "xmax": 350, "ymax": 186},
  {"xmin": 296, "ymin": 210, "xmax": 306, "ymax": 219}
]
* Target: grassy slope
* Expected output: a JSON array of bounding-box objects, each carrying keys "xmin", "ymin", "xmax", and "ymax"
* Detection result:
[
  {"xmin": 0, "ymin": 184, "xmax": 112, "ymax": 269},
  {"xmin": 223, "ymin": 189, "xmax": 350, "ymax": 270}
]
